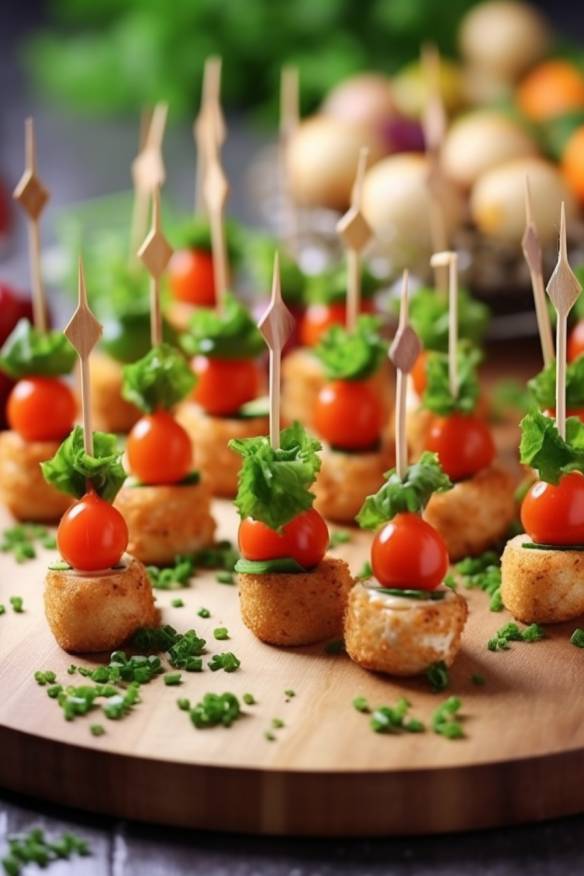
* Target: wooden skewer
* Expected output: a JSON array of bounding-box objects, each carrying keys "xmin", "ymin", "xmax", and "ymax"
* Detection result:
[
  {"xmin": 194, "ymin": 56, "xmax": 226, "ymax": 215},
  {"xmin": 389, "ymin": 270, "xmax": 421, "ymax": 480},
  {"xmin": 138, "ymin": 186, "xmax": 173, "ymax": 347},
  {"xmin": 421, "ymin": 44, "xmax": 449, "ymax": 293},
  {"xmin": 130, "ymin": 102, "xmax": 168, "ymax": 261},
  {"xmin": 522, "ymin": 176, "xmax": 554, "ymax": 367},
  {"xmin": 13, "ymin": 117, "xmax": 49, "ymax": 332},
  {"xmin": 279, "ymin": 65, "xmax": 300, "ymax": 250},
  {"xmin": 64, "ymin": 258, "xmax": 103, "ymax": 455},
  {"xmin": 204, "ymin": 124, "xmax": 230, "ymax": 311},
  {"xmin": 258, "ymin": 252, "xmax": 296, "ymax": 449},
  {"xmin": 336, "ymin": 146, "xmax": 372, "ymax": 331},
  {"xmin": 546, "ymin": 203, "xmax": 582, "ymax": 439},
  {"xmin": 431, "ymin": 250, "xmax": 459, "ymax": 398}
]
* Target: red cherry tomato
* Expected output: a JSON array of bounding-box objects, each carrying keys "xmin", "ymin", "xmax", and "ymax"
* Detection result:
[
  {"xmin": 191, "ymin": 355, "xmax": 260, "ymax": 416},
  {"xmin": 521, "ymin": 471, "xmax": 584, "ymax": 545},
  {"xmin": 299, "ymin": 299, "xmax": 375, "ymax": 348},
  {"xmin": 7, "ymin": 376, "xmax": 76, "ymax": 442},
  {"xmin": 411, "ymin": 350, "xmax": 428, "ymax": 397},
  {"xmin": 545, "ymin": 407, "xmax": 584, "ymax": 424},
  {"xmin": 169, "ymin": 248, "xmax": 215, "ymax": 307},
  {"xmin": 371, "ymin": 511, "xmax": 449, "ymax": 590},
  {"xmin": 127, "ymin": 410, "xmax": 192, "ymax": 485},
  {"xmin": 313, "ymin": 379, "xmax": 382, "ymax": 450},
  {"xmin": 57, "ymin": 492, "xmax": 129, "ymax": 572},
  {"xmin": 568, "ymin": 319, "xmax": 584, "ymax": 362},
  {"xmin": 238, "ymin": 508, "xmax": 329, "ymax": 569},
  {"xmin": 426, "ymin": 412, "xmax": 495, "ymax": 481}
]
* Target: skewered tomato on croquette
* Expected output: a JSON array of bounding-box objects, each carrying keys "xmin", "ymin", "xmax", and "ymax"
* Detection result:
[
  {"xmin": 521, "ymin": 471, "xmax": 584, "ymax": 546},
  {"xmin": 299, "ymin": 299, "xmax": 375, "ymax": 348},
  {"xmin": 57, "ymin": 492, "xmax": 128, "ymax": 572},
  {"xmin": 411, "ymin": 349, "xmax": 429, "ymax": 396},
  {"xmin": 238, "ymin": 508, "xmax": 329, "ymax": 569},
  {"xmin": 7, "ymin": 376, "xmax": 76, "ymax": 442},
  {"xmin": 313, "ymin": 379, "xmax": 383, "ymax": 450},
  {"xmin": 371, "ymin": 511, "xmax": 449, "ymax": 591},
  {"xmin": 426, "ymin": 412, "xmax": 495, "ymax": 481},
  {"xmin": 127, "ymin": 410, "xmax": 192, "ymax": 485},
  {"xmin": 191, "ymin": 355, "xmax": 260, "ymax": 416},
  {"xmin": 169, "ymin": 249, "xmax": 215, "ymax": 307}
]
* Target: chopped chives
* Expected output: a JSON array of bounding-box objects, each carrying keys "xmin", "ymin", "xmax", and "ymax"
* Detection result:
[
  {"xmin": 272, "ymin": 718, "xmax": 285, "ymax": 729},
  {"xmin": 213, "ymin": 627, "xmax": 229, "ymax": 640},
  {"xmin": 352, "ymin": 696, "xmax": 370, "ymax": 713},
  {"xmin": 90, "ymin": 724, "xmax": 105, "ymax": 737},
  {"xmin": 171, "ymin": 598, "xmax": 184, "ymax": 608},
  {"xmin": 570, "ymin": 628, "xmax": 584, "ymax": 648},
  {"xmin": 243, "ymin": 693, "xmax": 256, "ymax": 706},
  {"xmin": 164, "ymin": 672, "xmax": 182, "ymax": 686},
  {"xmin": 9, "ymin": 596, "xmax": 24, "ymax": 613},
  {"xmin": 197, "ymin": 607, "xmax": 211, "ymax": 618}
]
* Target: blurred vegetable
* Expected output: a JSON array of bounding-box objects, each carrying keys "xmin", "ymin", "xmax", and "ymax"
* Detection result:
[
  {"xmin": 562, "ymin": 125, "xmax": 584, "ymax": 203},
  {"xmin": 517, "ymin": 59, "xmax": 584, "ymax": 122}
]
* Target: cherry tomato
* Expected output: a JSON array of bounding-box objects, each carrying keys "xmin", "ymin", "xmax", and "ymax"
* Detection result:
[
  {"xmin": 7, "ymin": 376, "xmax": 76, "ymax": 442},
  {"xmin": 313, "ymin": 379, "xmax": 382, "ymax": 450},
  {"xmin": 299, "ymin": 298, "xmax": 375, "ymax": 348},
  {"xmin": 544, "ymin": 407, "xmax": 584, "ymax": 425},
  {"xmin": 411, "ymin": 350, "xmax": 428, "ymax": 397},
  {"xmin": 371, "ymin": 511, "xmax": 448, "ymax": 590},
  {"xmin": 191, "ymin": 355, "xmax": 260, "ymax": 416},
  {"xmin": 426, "ymin": 412, "xmax": 495, "ymax": 481},
  {"xmin": 169, "ymin": 248, "xmax": 215, "ymax": 306},
  {"xmin": 563, "ymin": 125, "xmax": 584, "ymax": 205},
  {"xmin": 127, "ymin": 410, "xmax": 192, "ymax": 485},
  {"xmin": 568, "ymin": 319, "xmax": 584, "ymax": 362},
  {"xmin": 238, "ymin": 508, "xmax": 329, "ymax": 569},
  {"xmin": 57, "ymin": 492, "xmax": 129, "ymax": 572},
  {"xmin": 521, "ymin": 471, "xmax": 584, "ymax": 545}
]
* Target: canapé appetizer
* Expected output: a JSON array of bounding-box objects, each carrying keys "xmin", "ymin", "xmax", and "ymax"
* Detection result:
[
  {"xmin": 311, "ymin": 315, "xmax": 394, "ymax": 522},
  {"xmin": 527, "ymin": 356, "xmax": 584, "ymax": 423},
  {"xmin": 231, "ymin": 422, "xmax": 353, "ymax": 646},
  {"xmin": 42, "ymin": 426, "xmax": 156, "ymax": 652},
  {"xmin": 177, "ymin": 293, "xmax": 268, "ymax": 496},
  {"xmin": 0, "ymin": 320, "xmax": 76, "ymax": 521},
  {"xmin": 114, "ymin": 343, "xmax": 216, "ymax": 564},
  {"xmin": 345, "ymin": 452, "xmax": 468, "ymax": 675}
]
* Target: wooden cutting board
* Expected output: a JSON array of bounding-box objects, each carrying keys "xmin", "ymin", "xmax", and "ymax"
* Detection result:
[{"xmin": 0, "ymin": 490, "xmax": 583, "ymax": 838}]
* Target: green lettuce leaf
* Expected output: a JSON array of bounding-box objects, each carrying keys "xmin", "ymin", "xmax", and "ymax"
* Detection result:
[
  {"xmin": 169, "ymin": 216, "xmax": 243, "ymax": 266},
  {"xmin": 41, "ymin": 426, "xmax": 126, "ymax": 501},
  {"xmin": 357, "ymin": 452, "xmax": 452, "ymax": 530},
  {"xmin": 400, "ymin": 287, "xmax": 490, "ymax": 352},
  {"xmin": 229, "ymin": 421, "xmax": 322, "ymax": 530},
  {"xmin": 306, "ymin": 264, "xmax": 380, "ymax": 305},
  {"xmin": 244, "ymin": 232, "xmax": 306, "ymax": 306},
  {"xmin": 122, "ymin": 343, "xmax": 194, "ymax": 413},
  {"xmin": 0, "ymin": 320, "xmax": 76, "ymax": 379},
  {"xmin": 422, "ymin": 346, "xmax": 481, "ymax": 415},
  {"xmin": 314, "ymin": 315, "xmax": 387, "ymax": 381},
  {"xmin": 180, "ymin": 292, "xmax": 264, "ymax": 360},
  {"xmin": 528, "ymin": 357, "xmax": 584, "ymax": 411},
  {"xmin": 519, "ymin": 409, "xmax": 584, "ymax": 484}
]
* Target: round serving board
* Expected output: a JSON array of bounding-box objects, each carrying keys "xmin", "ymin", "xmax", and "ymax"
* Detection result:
[{"xmin": 1, "ymin": 492, "xmax": 584, "ymax": 837}]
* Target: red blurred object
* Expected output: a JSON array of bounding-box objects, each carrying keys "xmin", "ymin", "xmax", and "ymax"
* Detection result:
[
  {"xmin": 0, "ymin": 178, "xmax": 12, "ymax": 238},
  {"xmin": 0, "ymin": 282, "xmax": 36, "ymax": 428}
]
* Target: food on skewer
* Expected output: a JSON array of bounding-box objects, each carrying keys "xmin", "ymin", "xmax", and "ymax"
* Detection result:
[
  {"xmin": 0, "ymin": 320, "xmax": 76, "ymax": 521},
  {"xmin": 528, "ymin": 357, "xmax": 584, "ymax": 423},
  {"xmin": 232, "ymin": 423, "xmax": 353, "ymax": 646},
  {"xmin": 177, "ymin": 293, "xmax": 268, "ymax": 496},
  {"xmin": 114, "ymin": 344, "xmax": 216, "ymax": 564},
  {"xmin": 311, "ymin": 316, "xmax": 394, "ymax": 522},
  {"xmin": 42, "ymin": 426, "xmax": 156, "ymax": 652}
]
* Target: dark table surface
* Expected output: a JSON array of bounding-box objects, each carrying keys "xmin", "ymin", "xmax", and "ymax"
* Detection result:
[{"xmin": 2, "ymin": 4, "xmax": 584, "ymax": 874}]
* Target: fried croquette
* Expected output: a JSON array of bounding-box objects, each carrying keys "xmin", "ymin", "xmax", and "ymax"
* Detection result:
[
  {"xmin": 175, "ymin": 401, "xmax": 268, "ymax": 497},
  {"xmin": 44, "ymin": 555, "xmax": 157, "ymax": 653},
  {"xmin": 313, "ymin": 443, "xmax": 394, "ymax": 523},
  {"xmin": 0, "ymin": 430, "xmax": 72, "ymax": 522},
  {"xmin": 237, "ymin": 556, "xmax": 354, "ymax": 646},
  {"xmin": 114, "ymin": 480, "xmax": 216, "ymax": 565},
  {"xmin": 344, "ymin": 582, "xmax": 468, "ymax": 676},
  {"xmin": 91, "ymin": 352, "xmax": 141, "ymax": 434},
  {"xmin": 501, "ymin": 534, "xmax": 584, "ymax": 623},
  {"xmin": 424, "ymin": 463, "xmax": 516, "ymax": 560}
]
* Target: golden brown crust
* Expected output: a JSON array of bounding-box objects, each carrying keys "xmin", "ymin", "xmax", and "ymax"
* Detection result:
[
  {"xmin": 0, "ymin": 431, "xmax": 72, "ymax": 522},
  {"xmin": 90, "ymin": 352, "xmax": 141, "ymax": 434},
  {"xmin": 237, "ymin": 556, "xmax": 354, "ymax": 646},
  {"xmin": 175, "ymin": 402, "xmax": 268, "ymax": 497},
  {"xmin": 114, "ymin": 480, "xmax": 216, "ymax": 565},
  {"xmin": 501, "ymin": 534, "xmax": 584, "ymax": 624},
  {"xmin": 313, "ymin": 443, "xmax": 394, "ymax": 523},
  {"xmin": 344, "ymin": 583, "xmax": 468, "ymax": 676},
  {"xmin": 44, "ymin": 555, "xmax": 157, "ymax": 653},
  {"xmin": 424, "ymin": 463, "xmax": 516, "ymax": 560}
]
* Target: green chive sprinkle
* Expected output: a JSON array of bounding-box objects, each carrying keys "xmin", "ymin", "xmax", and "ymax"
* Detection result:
[
  {"xmin": 328, "ymin": 530, "xmax": 351, "ymax": 549},
  {"xmin": 264, "ymin": 731, "xmax": 276, "ymax": 742},
  {"xmin": 425, "ymin": 661, "xmax": 449, "ymax": 693},
  {"xmin": 177, "ymin": 698, "xmax": 191, "ymax": 711},
  {"xmin": 171, "ymin": 598, "xmax": 184, "ymax": 608},
  {"xmin": 352, "ymin": 696, "xmax": 370, "ymax": 713},
  {"xmin": 213, "ymin": 627, "xmax": 229, "ymax": 640},
  {"xmin": 243, "ymin": 693, "xmax": 256, "ymax": 706},
  {"xmin": 197, "ymin": 607, "xmax": 211, "ymax": 618},
  {"xmin": 432, "ymin": 696, "xmax": 464, "ymax": 740},
  {"xmin": 208, "ymin": 652, "xmax": 240, "ymax": 672},
  {"xmin": 272, "ymin": 718, "xmax": 285, "ymax": 729},
  {"xmin": 0, "ymin": 604, "xmax": 5, "ymax": 616},
  {"xmin": 284, "ymin": 689, "xmax": 295, "ymax": 699},
  {"xmin": 164, "ymin": 672, "xmax": 182, "ymax": 686},
  {"xmin": 570, "ymin": 628, "xmax": 584, "ymax": 648},
  {"xmin": 9, "ymin": 596, "xmax": 24, "ymax": 613},
  {"xmin": 90, "ymin": 724, "xmax": 105, "ymax": 737},
  {"xmin": 216, "ymin": 571, "xmax": 234, "ymax": 585}
]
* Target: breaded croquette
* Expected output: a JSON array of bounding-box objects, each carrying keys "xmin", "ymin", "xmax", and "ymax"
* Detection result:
[
  {"xmin": 237, "ymin": 557, "xmax": 354, "ymax": 646},
  {"xmin": 44, "ymin": 555, "xmax": 157, "ymax": 653},
  {"xmin": 313, "ymin": 443, "xmax": 394, "ymax": 523},
  {"xmin": 0, "ymin": 430, "xmax": 72, "ymax": 522},
  {"xmin": 344, "ymin": 582, "xmax": 468, "ymax": 676},
  {"xmin": 91, "ymin": 352, "xmax": 141, "ymax": 434}
]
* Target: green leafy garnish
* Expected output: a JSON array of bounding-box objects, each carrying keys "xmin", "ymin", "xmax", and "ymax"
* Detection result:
[
  {"xmin": 243, "ymin": 693, "xmax": 256, "ymax": 705},
  {"xmin": 519, "ymin": 409, "xmax": 584, "ymax": 484},
  {"xmin": 189, "ymin": 693, "xmax": 241, "ymax": 729},
  {"xmin": 0, "ymin": 319, "xmax": 76, "ymax": 378},
  {"xmin": 570, "ymin": 628, "xmax": 584, "ymax": 648},
  {"xmin": 234, "ymin": 557, "xmax": 307, "ymax": 575},
  {"xmin": 314, "ymin": 315, "xmax": 386, "ymax": 381},
  {"xmin": 164, "ymin": 672, "xmax": 182, "ymax": 686},
  {"xmin": 400, "ymin": 286, "xmax": 490, "ymax": 352},
  {"xmin": 1, "ymin": 828, "xmax": 90, "ymax": 875},
  {"xmin": 41, "ymin": 426, "xmax": 126, "ymax": 501},
  {"xmin": 357, "ymin": 452, "xmax": 451, "ymax": 529},
  {"xmin": 171, "ymin": 598, "xmax": 184, "ymax": 608},
  {"xmin": 432, "ymin": 696, "xmax": 464, "ymax": 739},
  {"xmin": 121, "ymin": 343, "xmax": 194, "ymax": 413},
  {"xmin": 230, "ymin": 421, "xmax": 322, "ymax": 531},
  {"xmin": 213, "ymin": 627, "xmax": 230, "ymax": 640},
  {"xmin": 455, "ymin": 551, "xmax": 502, "ymax": 612},
  {"xmin": 528, "ymin": 357, "xmax": 584, "ymax": 411},
  {"xmin": 490, "ymin": 379, "xmax": 534, "ymax": 420},
  {"xmin": 197, "ymin": 607, "xmax": 211, "ymax": 619},
  {"xmin": 171, "ymin": 216, "xmax": 243, "ymax": 264},
  {"xmin": 425, "ymin": 661, "xmax": 449, "ymax": 693},
  {"xmin": 180, "ymin": 292, "xmax": 264, "ymax": 360},
  {"xmin": 487, "ymin": 622, "xmax": 545, "ymax": 651},
  {"xmin": 369, "ymin": 697, "xmax": 425, "ymax": 734},
  {"xmin": 191, "ymin": 540, "xmax": 239, "ymax": 571},
  {"xmin": 245, "ymin": 232, "xmax": 306, "ymax": 306},
  {"xmin": 352, "ymin": 696, "xmax": 370, "ymax": 713},
  {"xmin": 10, "ymin": 596, "xmax": 24, "ymax": 614},
  {"xmin": 147, "ymin": 555, "xmax": 195, "ymax": 591},
  {"xmin": 208, "ymin": 652, "xmax": 241, "ymax": 673},
  {"xmin": 1, "ymin": 523, "xmax": 56, "ymax": 563},
  {"xmin": 328, "ymin": 529, "xmax": 351, "ymax": 549},
  {"xmin": 356, "ymin": 560, "xmax": 373, "ymax": 580},
  {"xmin": 422, "ymin": 346, "xmax": 480, "ymax": 415},
  {"xmin": 306, "ymin": 263, "xmax": 379, "ymax": 306}
]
